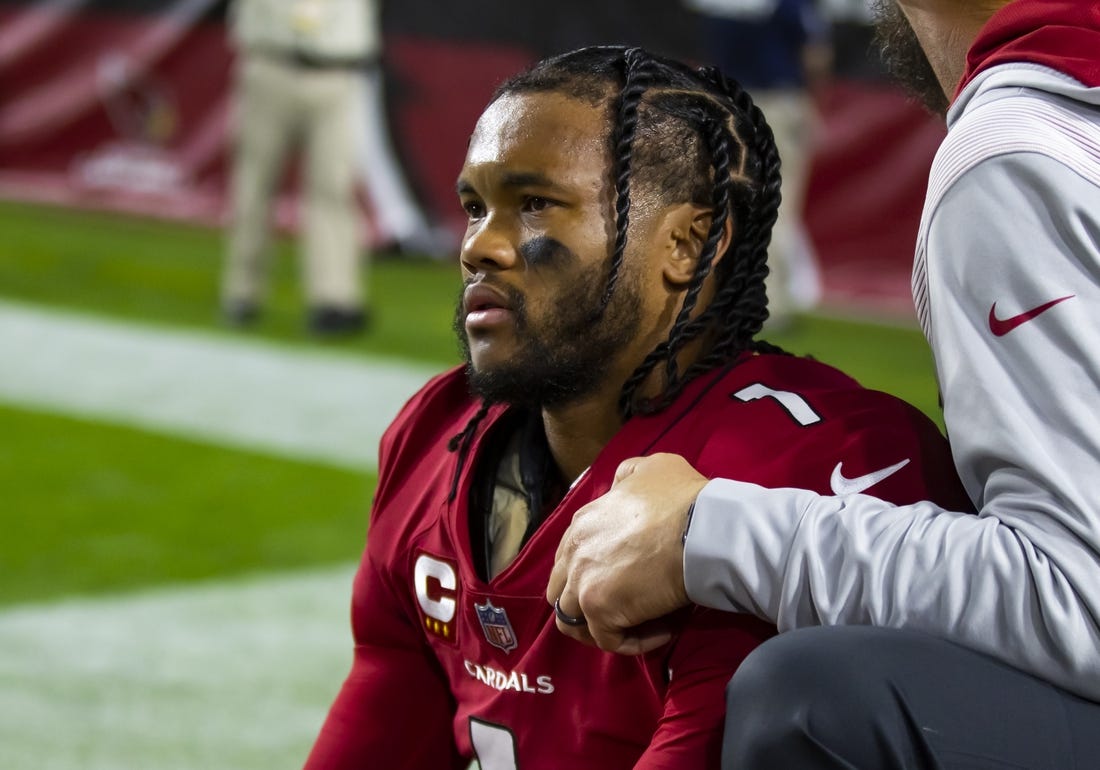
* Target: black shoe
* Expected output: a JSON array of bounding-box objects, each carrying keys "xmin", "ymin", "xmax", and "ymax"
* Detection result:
[
  {"xmin": 223, "ymin": 300, "xmax": 261, "ymax": 328},
  {"xmin": 308, "ymin": 306, "xmax": 369, "ymax": 336}
]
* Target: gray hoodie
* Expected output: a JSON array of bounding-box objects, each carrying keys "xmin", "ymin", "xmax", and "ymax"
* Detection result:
[{"xmin": 685, "ymin": 60, "xmax": 1100, "ymax": 700}]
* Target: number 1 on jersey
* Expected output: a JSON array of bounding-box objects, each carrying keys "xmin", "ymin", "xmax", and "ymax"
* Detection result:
[{"xmin": 470, "ymin": 718, "xmax": 518, "ymax": 770}]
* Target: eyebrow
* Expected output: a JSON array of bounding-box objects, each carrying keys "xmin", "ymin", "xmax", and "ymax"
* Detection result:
[
  {"xmin": 456, "ymin": 171, "xmax": 558, "ymax": 196},
  {"xmin": 500, "ymin": 171, "xmax": 556, "ymax": 189}
]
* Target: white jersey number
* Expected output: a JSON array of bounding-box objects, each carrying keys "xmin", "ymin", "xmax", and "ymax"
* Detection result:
[
  {"xmin": 732, "ymin": 383, "xmax": 822, "ymax": 426},
  {"xmin": 470, "ymin": 718, "xmax": 518, "ymax": 770}
]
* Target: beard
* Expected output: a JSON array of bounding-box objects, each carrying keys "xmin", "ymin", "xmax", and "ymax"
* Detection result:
[
  {"xmin": 454, "ymin": 244, "xmax": 643, "ymax": 410},
  {"xmin": 872, "ymin": 0, "xmax": 950, "ymax": 116}
]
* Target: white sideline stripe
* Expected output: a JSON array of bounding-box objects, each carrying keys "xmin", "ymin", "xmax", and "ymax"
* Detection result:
[
  {"xmin": 0, "ymin": 565, "xmax": 357, "ymax": 770},
  {"xmin": 0, "ymin": 299, "xmax": 443, "ymax": 470}
]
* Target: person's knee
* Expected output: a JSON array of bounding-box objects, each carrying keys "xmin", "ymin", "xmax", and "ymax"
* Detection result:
[
  {"xmin": 723, "ymin": 626, "xmax": 903, "ymax": 767},
  {"xmin": 730, "ymin": 626, "xmax": 883, "ymax": 705}
]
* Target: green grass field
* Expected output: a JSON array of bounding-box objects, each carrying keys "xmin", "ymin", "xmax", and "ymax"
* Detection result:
[
  {"xmin": 0, "ymin": 199, "xmax": 942, "ymax": 768},
  {"xmin": 0, "ymin": 198, "xmax": 939, "ymax": 405},
  {"xmin": 0, "ymin": 403, "xmax": 375, "ymax": 606}
]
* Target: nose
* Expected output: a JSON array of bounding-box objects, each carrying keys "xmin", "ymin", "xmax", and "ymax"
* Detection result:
[{"xmin": 460, "ymin": 215, "xmax": 519, "ymax": 274}]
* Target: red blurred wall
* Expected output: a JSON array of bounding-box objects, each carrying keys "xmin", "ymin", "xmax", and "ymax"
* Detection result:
[{"xmin": 0, "ymin": 2, "xmax": 945, "ymax": 318}]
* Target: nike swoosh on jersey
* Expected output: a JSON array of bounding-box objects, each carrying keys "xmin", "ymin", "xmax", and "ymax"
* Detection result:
[
  {"xmin": 988, "ymin": 295, "xmax": 1075, "ymax": 337},
  {"xmin": 830, "ymin": 458, "xmax": 910, "ymax": 496}
]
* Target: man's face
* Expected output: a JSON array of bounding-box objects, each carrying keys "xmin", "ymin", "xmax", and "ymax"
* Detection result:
[
  {"xmin": 872, "ymin": 0, "xmax": 950, "ymax": 115},
  {"xmin": 454, "ymin": 91, "xmax": 663, "ymax": 409}
]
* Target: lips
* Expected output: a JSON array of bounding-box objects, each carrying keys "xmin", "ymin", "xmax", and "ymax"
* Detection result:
[
  {"xmin": 462, "ymin": 282, "xmax": 512, "ymax": 315},
  {"xmin": 463, "ymin": 282, "xmax": 516, "ymax": 332}
]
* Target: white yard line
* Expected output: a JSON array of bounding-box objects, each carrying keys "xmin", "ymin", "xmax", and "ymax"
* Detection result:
[
  {"xmin": 0, "ymin": 565, "xmax": 357, "ymax": 770},
  {"xmin": 0, "ymin": 299, "xmax": 443, "ymax": 470},
  {"xmin": 0, "ymin": 302, "xmax": 454, "ymax": 768}
]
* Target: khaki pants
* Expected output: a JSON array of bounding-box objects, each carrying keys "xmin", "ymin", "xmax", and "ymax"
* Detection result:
[
  {"xmin": 752, "ymin": 90, "xmax": 821, "ymax": 323},
  {"xmin": 223, "ymin": 52, "xmax": 365, "ymax": 310}
]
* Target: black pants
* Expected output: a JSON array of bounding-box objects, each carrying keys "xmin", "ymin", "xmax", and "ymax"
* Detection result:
[{"xmin": 723, "ymin": 626, "xmax": 1100, "ymax": 769}]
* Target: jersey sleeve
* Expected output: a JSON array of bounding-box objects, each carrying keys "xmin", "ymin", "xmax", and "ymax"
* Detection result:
[
  {"xmin": 304, "ymin": 551, "xmax": 464, "ymax": 769},
  {"xmin": 306, "ymin": 370, "xmax": 468, "ymax": 769},
  {"xmin": 371, "ymin": 367, "xmax": 469, "ymax": 513},
  {"xmin": 634, "ymin": 609, "xmax": 775, "ymax": 769},
  {"xmin": 686, "ymin": 131, "xmax": 1100, "ymax": 699}
]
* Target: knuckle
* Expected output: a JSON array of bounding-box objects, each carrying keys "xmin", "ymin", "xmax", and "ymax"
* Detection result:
[
  {"xmin": 589, "ymin": 629, "xmax": 618, "ymax": 652},
  {"xmin": 576, "ymin": 584, "xmax": 610, "ymax": 620}
]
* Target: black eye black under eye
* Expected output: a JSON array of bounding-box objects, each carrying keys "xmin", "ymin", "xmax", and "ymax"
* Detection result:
[{"xmin": 519, "ymin": 236, "xmax": 574, "ymax": 268}]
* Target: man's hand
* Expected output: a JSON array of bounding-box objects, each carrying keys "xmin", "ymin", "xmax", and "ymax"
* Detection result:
[{"xmin": 547, "ymin": 453, "xmax": 708, "ymax": 654}]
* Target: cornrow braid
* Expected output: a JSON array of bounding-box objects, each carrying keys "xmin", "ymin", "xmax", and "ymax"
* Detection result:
[
  {"xmin": 664, "ymin": 110, "xmax": 736, "ymax": 382},
  {"xmin": 446, "ymin": 402, "xmax": 491, "ymax": 500},
  {"xmin": 620, "ymin": 59, "xmax": 787, "ymax": 415},
  {"xmin": 617, "ymin": 102, "xmax": 738, "ymax": 415},
  {"xmin": 682, "ymin": 64, "xmax": 784, "ymax": 372},
  {"xmin": 725, "ymin": 70, "xmax": 784, "ymax": 357},
  {"xmin": 601, "ymin": 47, "xmax": 655, "ymax": 311}
]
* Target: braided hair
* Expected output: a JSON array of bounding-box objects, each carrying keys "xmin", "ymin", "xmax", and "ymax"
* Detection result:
[
  {"xmin": 495, "ymin": 45, "xmax": 787, "ymax": 416},
  {"xmin": 448, "ymin": 45, "xmax": 787, "ymax": 468}
]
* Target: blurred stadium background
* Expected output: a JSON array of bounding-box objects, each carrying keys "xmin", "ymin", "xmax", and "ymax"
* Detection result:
[{"xmin": 1, "ymin": 1, "xmax": 944, "ymax": 767}]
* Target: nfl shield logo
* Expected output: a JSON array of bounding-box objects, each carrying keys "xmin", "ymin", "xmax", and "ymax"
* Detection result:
[{"xmin": 474, "ymin": 600, "xmax": 518, "ymax": 653}]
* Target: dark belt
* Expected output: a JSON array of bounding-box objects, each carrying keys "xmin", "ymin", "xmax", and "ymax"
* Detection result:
[{"xmin": 256, "ymin": 47, "xmax": 378, "ymax": 71}]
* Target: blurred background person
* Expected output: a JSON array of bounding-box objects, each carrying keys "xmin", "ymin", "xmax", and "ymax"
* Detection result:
[
  {"xmin": 356, "ymin": 63, "xmax": 452, "ymax": 259},
  {"xmin": 223, "ymin": 0, "xmax": 379, "ymax": 336},
  {"xmin": 685, "ymin": 0, "xmax": 831, "ymax": 328}
]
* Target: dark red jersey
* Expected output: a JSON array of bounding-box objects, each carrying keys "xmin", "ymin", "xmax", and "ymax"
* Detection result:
[{"xmin": 306, "ymin": 354, "xmax": 972, "ymax": 769}]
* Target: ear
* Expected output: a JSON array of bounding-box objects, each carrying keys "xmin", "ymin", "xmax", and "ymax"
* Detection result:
[{"xmin": 660, "ymin": 203, "xmax": 734, "ymax": 287}]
